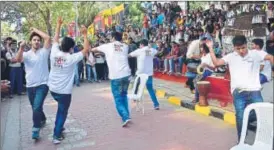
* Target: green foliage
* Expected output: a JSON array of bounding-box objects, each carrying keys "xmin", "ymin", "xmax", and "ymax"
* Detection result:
[
  {"xmin": 125, "ymin": 2, "xmax": 144, "ymax": 28},
  {"xmin": 0, "ymin": 2, "xmax": 21, "ymax": 24},
  {"xmin": 16, "ymin": 2, "xmax": 75, "ymax": 38},
  {"xmin": 77, "ymin": 2, "xmax": 99, "ymax": 27},
  {"xmin": 189, "ymin": 2, "xmax": 207, "ymax": 11}
]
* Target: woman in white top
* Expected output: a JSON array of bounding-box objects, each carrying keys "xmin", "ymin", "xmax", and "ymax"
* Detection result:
[
  {"xmin": 193, "ymin": 43, "xmax": 215, "ymax": 103},
  {"xmin": 86, "ymin": 50, "xmax": 98, "ymax": 82}
]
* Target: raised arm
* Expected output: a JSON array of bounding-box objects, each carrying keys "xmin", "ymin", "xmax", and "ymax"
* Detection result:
[
  {"xmin": 80, "ymin": 25, "xmax": 90, "ymax": 56},
  {"xmin": 206, "ymin": 40, "xmax": 226, "ymax": 66},
  {"xmin": 264, "ymin": 54, "xmax": 273, "ymax": 65},
  {"xmin": 30, "ymin": 27, "xmax": 51, "ymax": 49},
  {"xmin": 54, "ymin": 17, "xmax": 63, "ymax": 44},
  {"xmin": 15, "ymin": 41, "xmax": 26, "ymax": 62}
]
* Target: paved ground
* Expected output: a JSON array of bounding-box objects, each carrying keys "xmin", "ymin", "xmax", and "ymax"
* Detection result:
[{"xmin": 2, "ymin": 81, "xmax": 241, "ymax": 150}]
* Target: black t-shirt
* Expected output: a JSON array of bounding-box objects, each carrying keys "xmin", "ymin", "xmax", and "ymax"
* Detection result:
[{"xmin": 266, "ymin": 39, "xmax": 274, "ymax": 56}]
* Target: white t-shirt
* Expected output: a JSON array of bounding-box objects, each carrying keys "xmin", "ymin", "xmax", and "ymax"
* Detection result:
[
  {"xmin": 6, "ymin": 50, "xmax": 21, "ymax": 67},
  {"xmin": 222, "ymin": 50, "xmax": 267, "ymax": 93},
  {"xmin": 48, "ymin": 43, "xmax": 84, "ymax": 94},
  {"xmin": 23, "ymin": 47, "xmax": 50, "ymax": 87},
  {"xmin": 259, "ymin": 50, "xmax": 272, "ymax": 82},
  {"xmin": 86, "ymin": 52, "xmax": 95, "ymax": 65},
  {"xmin": 201, "ymin": 53, "xmax": 215, "ymax": 72},
  {"xmin": 97, "ymin": 41, "xmax": 131, "ymax": 80},
  {"xmin": 129, "ymin": 46, "xmax": 157, "ymax": 76}
]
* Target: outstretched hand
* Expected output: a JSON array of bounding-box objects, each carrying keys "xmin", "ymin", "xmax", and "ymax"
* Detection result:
[
  {"xmin": 30, "ymin": 27, "xmax": 37, "ymax": 33},
  {"xmin": 20, "ymin": 41, "xmax": 26, "ymax": 47},
  {"xmin": 57, "ymin": 16, "xmax": 63, "ymax": 25},
  {"xmin": 80, "ymin": 25, "xmax": 87, "ymax": 36}
]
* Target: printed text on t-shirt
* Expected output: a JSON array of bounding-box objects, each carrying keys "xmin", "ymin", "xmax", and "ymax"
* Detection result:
[{"xmin": 54, "ymin": 57, "xmax": 66, "ymax": 68}]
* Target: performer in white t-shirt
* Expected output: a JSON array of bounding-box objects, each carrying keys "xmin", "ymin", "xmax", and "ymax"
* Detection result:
[
  {"xmin": 129, "ymin": 39, "xmax": 160, "ymax": 110},
  {"xmin": 207, "ymin": 35, "xmax": 273, "ymax": 142},
  {"xmin": 251, "ymin": 38, "xmax": 272, "ymax": 84},
  {"xmin": 16, "ymin": 26, "xmax": 51, "ymax": 140},
  {"xmin": 48, "ymin": 17, "xmax": 89, "ymax": 144},
  {"xmin": 91, "ymin": 32, "xmax": 131, "ymax": 127}
]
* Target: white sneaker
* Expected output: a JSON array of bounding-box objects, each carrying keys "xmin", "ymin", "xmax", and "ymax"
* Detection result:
[
  {"xmin": 52, "ymin": 139, "xmax": 61, "ymax": 144},
  {"xmin": 122, "ymin": 119, "xmax": 130, "ymax": 127}
]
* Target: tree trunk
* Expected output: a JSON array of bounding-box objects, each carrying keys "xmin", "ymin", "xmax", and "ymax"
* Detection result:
[{"xmin": 45, "ymin": 8, "xmax": 52, "ymax": 36}]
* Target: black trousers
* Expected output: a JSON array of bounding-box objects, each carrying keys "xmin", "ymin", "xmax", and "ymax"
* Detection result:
[
  {"xmin": 186, "ymin": 78, "xmax": 195, "ymax": 91},
  {"xmin": 95, "ymin": 63, "xmax": 105, "ymax": 80},
  {"xmin": 128, "ymin": 57, "xmax": 137, "ymax": 76}
]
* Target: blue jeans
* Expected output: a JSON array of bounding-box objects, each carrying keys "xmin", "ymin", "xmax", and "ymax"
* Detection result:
[
  {"xmin": 232, "ymin": 89, "xmax": 263, "ymax": 141},
  {"xmin": 194, "ymin": 70, "xmax": 213, "ymax": 101},
  {"xmin": 111, "ymin": 76, "xmax": 130, "ymax": 122},
  {"xmin": 27, "ymin": 84, "xmax": 49, "ymax": 129},
  {"xmin": 9, "ymin": 67, "xmax": 23, "ymax": 94},
  {"xmin": 86, "ymin": 64, "xmax": 97, "ymax": 82},
  {"xmin": 146, "ymin": 76, "xmax": 159, "ymax": 107},
  {"xmin": 50, "ymin": 92, "xmax": 71, "ymax": 138},
  {"xmin": 142, "ymin": 28, "xmax": 148, "ymax": 40},
  {"xmin": 168, "ymin": 57, "xmax": 185, "ymax": 73},
  {"xmin": 164, "ymin": 59, "xmax": 168, "ymax": 71},
  {"xmin": 74, "ymin": 65, "xmax": 80, "ymax": 86},
  {"xmin": 259, "ymin": 73, "xmax": 268, "ymax": 84}
]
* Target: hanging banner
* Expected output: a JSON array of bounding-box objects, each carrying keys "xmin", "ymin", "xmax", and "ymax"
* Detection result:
[
  {"xmin": 88, "ymin": 23, "xmax": 95, "ymax": 35},
  {"xmin": 101, "ymin": 9, "xmax": 112, "ymax": 17},
  {"xmin": 111, "ymin": 4, "xmax": 124, "ymax": 15}
]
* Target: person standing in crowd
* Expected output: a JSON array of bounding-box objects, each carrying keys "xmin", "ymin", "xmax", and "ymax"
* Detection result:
[
  {"xmin": 142, "ymin": 12, "xmax": 150, "ymax": 40},
  {"xmin": 251, "ymin": 38, "xmax": 272, "ymax": 84},
  {"xmin": 15, "ymin": 27, "xmax": 51, "ymax": 140},
  {"xmin": 128, "ymin": 37, "xmax": 138, "ymax": 78},
  {"xmin": 129, "ymin": 39, "xmax": 160, "ymax": 110},
  {"xmin": 94, "ymin": 41, "xmax": 106, "ymax": 82},
  {"xmin": 48, "ymin": 17, "xmax": 89, "ymax": 144},
  {"xmin": 6, "ymin": 41, "xmax": 24, "ymax": 96},
  {"xmin": 91, "ymin": 32, "xmax": 131, "ymax": 127},
  {"xmin": 2, "ymin": 37, "xmax": 13, "ymax": 81},
  {"xmin": 86, "ymin": 49, "xmax": 98, "ymax": 83},
  {"xmin": 207, "ymin": 35, "xmax": 273, "ymax": 141},
  {"xmin": 73, "ymin": 45, "xmax": 81, "ymax": 87}
]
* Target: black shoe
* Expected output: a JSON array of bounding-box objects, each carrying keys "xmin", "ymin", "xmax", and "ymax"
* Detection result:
[{"xmin": 154, "ymin": 106, "xmax": 160, "ymax": 110}]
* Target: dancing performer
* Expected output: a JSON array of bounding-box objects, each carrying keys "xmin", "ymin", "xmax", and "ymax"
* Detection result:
[
  {"xmin": 48, "ymin": 17, "xmax": 89, "ymax": 144},
  {"xmin": 129, "ymin": 39, "xmax": 160, "ymax": 110},
  {"xmin": 16, "ymin": 27, "xmax": 51, "ymax": 140},
  {"xmin": 207, "ymin": 35, "xmax": 273, "ymax": 141},
  {"xmin": 91, "ymin": 32, "xmax": 131, "ymax": 127}
]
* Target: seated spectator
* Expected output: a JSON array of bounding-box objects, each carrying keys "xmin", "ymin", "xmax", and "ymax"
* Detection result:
[
  {"xmin": 163, "ymin": 41, "xmax": 180, "ymax": 75},
  {"xmin": 1, "ymin": 80, "xmax": 11, "ymax": 100},
  {"xmin": 153, "ymin": 41, "xmax": 167, "ymax": 71}
]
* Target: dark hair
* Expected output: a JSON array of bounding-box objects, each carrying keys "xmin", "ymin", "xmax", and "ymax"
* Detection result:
[
  {"xmin": 61, "ymin": 37, "xmax": 75, "ymax": 52},
  {"xmin": 252, "ymin": 38, "xmax": 264, "ymax": 49},
  {"xmin": 111, "ymin": 32, "xmax": 122, "ymax": 41},
  {"xmin": 206, "ymin": 25, "xmax": 214, "ymax": 34},
  {"xmin": 201, "ymin": 43, "xmax": 210, "ymax": 54},
  {"xmin": 5, "ymin": 37, "xmax": 13, "ymax": 42},
  {"xmin": 201, "ymin": 37, "xmax": 207, "ymax": 41},
  {"xmin": 139, "ymin": 39, "xmax": 148, "ymax": 46},
  {"xmin": 232, "ymin": 35, "xmax": 247, "ymax": 46},
  {"xmin": 29, "ymin": 32, "xmax": 42, "ymax": 41}
]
